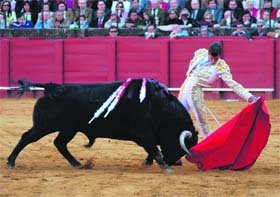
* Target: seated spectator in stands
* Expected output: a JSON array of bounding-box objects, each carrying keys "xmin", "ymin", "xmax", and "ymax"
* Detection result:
[
  {"xmin": 108, "ymin": 25, "xmax": 118, "ymax": 37},
  {"xmin": 111, "ymin": 0, "xmax": 131, "ymax": 13},
  {"xmin": 0, "ymin": 12, "xmax": 5, "ymax": 29},
  {"xmin": 205, "ymin": 0, "xmax": 223, "ymax": 23},
  {"xmin": 240, "ymin": 9, "xmax": 256, "ymax": 27},
  {"xmin": 266, "ymin": 28, "xmax": 280, "ymax": 38},
  {"xmin": 275, "ymin": 17, "xmax": 280, "ymax": 28},
  {"xmin": 144, "ymin": 24, "xmax": 156, "ymax": 39},
  {"xmin": 93, "ymin": 0, "xmax": 111, "ymax": 21},
  {"xmin": 91, "ymin": 0, "xmax": 112, "ymax": 11},
  {"xmin": 231, "ymin": 22, "xmax": 252, "ymax": 39},
  {"xmin": 226, "ymin": 0, "xmax": 243, "ymax": 21},
  {"xmin": 129, "ymin": 0, "xmax": 144, "ymax": 18},
  {"xmin": 179, "ymin": 8, "xmax": 193, "ymax": 27},
  {"xmin": 114, "ymin": 1, "xmax": 128, "ymax": 22},
  {"xmin": 125, "ymin": 10, "xmax": 144, "ymax": 28},
  {"xmin": 34, "ymin": 11, "xmax": 53, "ymax": 28},
  {"xmin": 199, "ymin": 10, "xmax": 217, "ymax": 27},
  {"xmin": 220, "ymin": 10, "xmax": 237, "ymax": 27},
  {"xmin": 188, "ymin": 0, "xmax": 205, "ymax": 27},
  {"xmin": 74, "ymin": 0, "xmax": 93, "ymax": 24},
  {"xmin": 38, "ymin": 3, "xmax": 54, "ymax": 22},
  {"xmin": 197, "ymin": 25, "xmax": 214, "ymax": 36},
  {"xmin": 243, "ymin": 0, "xmax": 258, "ymax": 20},
  {"xmin": 57, "ymin": 1, "xmax": 74, "ymax": 24},
  {"xmin": 90, "ymin": 9, "xmax": 108, "ymax": 27},
  {"xmin": 9, "ymin": 13, "xmax": 33, "ymax": 28},
  {"xmin": 69, "ymin": 14, "xmax": 89, "ymax": 29},
  {"xmin": 21, "ymin": 1, "xmax": 32, "ymax": 24},
  {"xmin": 168, "ymin": 0, "xmax": 182, "ymax": 15},
  {"xmin": 1, "ymin": 0, "xmax": 16, "ymax": 27},
  {"xmin": 169, "ymin": 24, "xmax": 189, "ymax": 39},
  {"xmin": 38, "ymin": 0, "xmax": 58, "ymax": 12},
  {"xmin": 149, "ymin": 0, "xmax": 168, "ymax": 11},
  {"xmin": 143, "ymin": 9, "xmax": 155, "ymax": 28},
  {"xmin": 262, "ymin": 9, "xmax": 275, "ymax": 28},
  {"xmin": 104, "ymin": 12, "xmax": 125, "ymax": 29},
  {"xmin": 53, "ymin": 10, "xmax": 71, "ymax": 28},
  {"xmin": 166, "ymin": 8, "xmax": 181, "ymax": 25},
  {"xmin": 148, "ymin": 0, "xmax": 167, "ymax": 26},
  {"xmin": 251, "ymin": 19, "xmax": 268, "ymax": 37},
  {"xmin": 259, "ymin": 0, "xmax": 278, "ymax": 20}
]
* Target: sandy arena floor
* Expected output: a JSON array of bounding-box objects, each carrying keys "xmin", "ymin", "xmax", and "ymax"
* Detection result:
[{"xmin": 0, "ymin": 98, "xmax": 279, "ymax": 197}]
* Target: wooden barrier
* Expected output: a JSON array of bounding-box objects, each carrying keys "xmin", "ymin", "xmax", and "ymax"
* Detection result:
[{"xmin": 0, "ymin": 37, "xmax": 278, "ymax": 98}]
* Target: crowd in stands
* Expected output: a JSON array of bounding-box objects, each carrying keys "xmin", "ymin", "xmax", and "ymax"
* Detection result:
[{"xmin": 0, "ymin": 0, "xmax": 279, "ymax": 38}]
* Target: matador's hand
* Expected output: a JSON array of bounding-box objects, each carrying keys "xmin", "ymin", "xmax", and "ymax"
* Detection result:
[{"xmin": 248, "ymin": 96, "xmax": 258, "ymax": 103}]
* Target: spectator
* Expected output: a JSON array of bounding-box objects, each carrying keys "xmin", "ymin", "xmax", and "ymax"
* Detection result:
[
  {"xmin": 179, "ymin": 8, "xmax": 193, "ymax": 27},
  {"xmin": 69, "ymin": 14, "xmax": 89, "ymax": 29},
  {"xmin": 205, "ymin": 0, "xmax": 223, "ymax": 23},
  {"xmin": 1, "ymin": 0, "xmax": 16, "ymax": 27},
  {"xmin": 91, "ymin": 0, "xmax": 112, "ymax": 11},
  {"xmin": 144, "ymin": 24, "xmax": 157, "ymax": 39},
  {"xmin": 169, "ymin": 24, "xmax": 189, "ymax": 38},
  {"xmin": 142, "ymin": 9, "xmax": 155, "ymax": 28},
  {"xmin": 111, "ymin": 0, "xmax": 131, "ymax": 13},
  {"xmin": 90, "ymin": 9, "xmax": 107, "ymax": 27},
  {"xmin": 104, "ymin": 12, "xmax": 125, "ymax": 28},
  {"xmin": 198, "ymin": 25, "xmax": 214, "ymax": 36},
  {"xmin": 166, "ymin": 8, "xmax": 181, "ymax": 25},
  {"xmin": 226, "ymin": 0, "xmax": 243, "ymax": 21},
  {"xmin": 231, "ymin": 22, "xmax": 252, "ymax": 39},
  {"xmin": 38, "ymin": 0, "xmax": 58, "ymax": 12},
  {"xmin": 38, "ymin": 3, "xmax": 54, "ymax": 22},
  {"xmin": 9, "ymin": 13, "xmax": 33, "ymax": 28},
  {"xmin": 108, "ymin": 25, "xmax": 118, "ymax": 37},
  {"xmin": 188, "ymin": 0, "xmax": 205, "ymax": 27},
  {"xmin": 262, "ymin": 8, "xmax": 275, "ymax": 28},
  {"xmin": 266, "ymin": 28, "xmax": 280, "ymax": 38},
  {"xmin": 129, "ymin": 0, "xmax": 144, "ymax": 18},
  {"xmin": 74, "ymin": 0, "xmax": 93, "ymax": 24},
  {"xmin": 199, "ymin": 10, "xmax": 217, "ymax": 27},
  {"xmin": 125, "ymin": 10, "xmax": 144, "ymax": 28},
  {"xmin": 240, "ymin": 9, "xmax": 256, "ymax": 27},
  {"xmin": 259, "ymin": 0, "xmax": 278, "ymax": 20},
  {"xmin": 220, "ymin": 9, "xmax": 237, "ymax": 27},
  {"xmin": 251, "ymin": 19, "xmax": 268, "ymax": 36},
  {"xmin": 275, "ymin": 16, "xmax": 280, "ymax": 28},
  {"xmin": 0, "ymin": 12, "xmax": 5, "ymax": 28},
  {"xmin": 114, "ymin": 1, "xmax": 128, "ymax": 21},
  {"xmin": 149, "ymin": 0, "xmax": 169, "ymax": 11},
  {"xmin": 148, "ymin": 0, "xmax": 166, "ymax": 26},
  {"xmin": 53, "ymin": 10, "xmax": 70, "ymax": 28},
  {"xmin": 243, "ymin": 0, "xmax": 258, "ymax": 20},
  {"xmin": 168, "ymin": 0, "xmax": 182, "ymax": 14},
  {"xmin": 93, "ymin": 0, "xmax": 111, "ymax": 21},
  {"xmin": 57, "ymin": 1, "xmax": 74, "ymax": 24},
  {"xmin": 34, "ymin": 11, "xmax": 53, "ymax": 28}
]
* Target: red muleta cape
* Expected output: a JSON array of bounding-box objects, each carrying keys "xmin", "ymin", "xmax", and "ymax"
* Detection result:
[{"xmin": 186, "ymin": 96, "xmax": 270, "ymax": 171}]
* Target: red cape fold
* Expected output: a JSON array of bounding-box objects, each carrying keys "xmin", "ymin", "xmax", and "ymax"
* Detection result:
[{"xmin": 186, "ymin": 96, "xmax": 270, "ymax": 171}]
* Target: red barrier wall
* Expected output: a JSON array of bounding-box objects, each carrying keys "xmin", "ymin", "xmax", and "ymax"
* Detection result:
[
  {"xmin": 276, "ymin": 38, "xmax": 280, "ymax": 98},
  {"xmin": 0, "ymin": 39, "xmax": 9, "ymax": 97},
  {"xmin": 0, "ymin": 37, "xmax": 278, "ymax": 98},
  {"xmin": 64, "ymin": 37, "xmax": 116, "ymax": 83},
  {"xmin": 116, "ymin": 37, "xmax": 169, "ymax": 84},
  {"xmin": 9, "ymin": 39, "xmax": 63, "ymax": 85}
]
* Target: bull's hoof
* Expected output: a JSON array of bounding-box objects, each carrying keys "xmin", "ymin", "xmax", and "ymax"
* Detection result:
[
  {"xmin": 7, "ymin": 161, "xmax": 15, "ymax": 169},
  {"xmin": 141, "ymin": 160, "xmax": 153, "ymax": 168},
  {"xmin": 163, "ymin": 168, "xmax": 174, "ymax": 174},
  {"xmin": 172, "ymin": 159, "xmax": 183, "ymax": 166},
  {"xmin": 72, "ymin": 163, "xmax": 83, "ymax": 169}
]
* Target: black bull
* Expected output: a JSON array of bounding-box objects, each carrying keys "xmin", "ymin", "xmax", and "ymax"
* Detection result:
[{"xmin": 7, "ymin": 79, "xmax": 198, "ymax": 172}]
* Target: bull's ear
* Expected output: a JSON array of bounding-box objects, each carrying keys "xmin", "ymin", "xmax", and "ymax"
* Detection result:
[{"xmin": 53, "ymin": 86, "xmax": 66, "ymax": 97}]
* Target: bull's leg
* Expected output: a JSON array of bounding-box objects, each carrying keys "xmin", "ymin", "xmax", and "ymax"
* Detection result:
[
  {"xmin": 7, "ymin": 127, "xmax": 54, "ymax": 169},
  {"xmin": 53, "ymin": 131, "xmax": 82, "ymax": 168},
  {"xmin": 84, "ymin": 138, "xmax": 96, "ymax": 149},
  {"xmin": 142, "ymin": 154, "xmax": 153, "ymax": 166},
  {"xmin": 142, "ymin": 145, "xmax": 173, "ymax": 173}
]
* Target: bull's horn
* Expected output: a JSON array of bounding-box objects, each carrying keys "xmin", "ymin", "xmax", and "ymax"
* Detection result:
[{"xmin": 179, "ymin": 130, "xmax": 192, "ymax": 155}]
